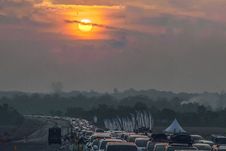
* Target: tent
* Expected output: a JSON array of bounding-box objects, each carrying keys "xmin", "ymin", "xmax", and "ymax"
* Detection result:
[{"xmin": 164, "ymin": 119, "xmax": 186, "ymax": 134}]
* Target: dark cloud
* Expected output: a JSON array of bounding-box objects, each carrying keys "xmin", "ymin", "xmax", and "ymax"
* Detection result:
[{"xmin": 65, "ymin": 19, "xmax": 124, "ymax": 31}]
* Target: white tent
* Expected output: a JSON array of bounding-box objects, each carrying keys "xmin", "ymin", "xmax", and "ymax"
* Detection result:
[{"xmin": 164, "ymin": 119, "xmax": 186, "ymax": 133}]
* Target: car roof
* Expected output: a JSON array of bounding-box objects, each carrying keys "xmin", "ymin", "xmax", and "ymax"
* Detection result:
[
  {"xmin": 155, "ymin": 143, "xmax": 168, "ymax": 146},
  {"xmin": 169, "ymin": 143, "xmax": 193, "ymax": 147},
  {"xmin": 199, "ymin": 139, "xmax": 213, "ymax": 143},
  {"xmin": 191, "ymin": 135, "xmax": 203, "ymax": 137},
  {"xmin": 129, "ymin": 135, "xmax": 149, "ymax": 138},
  {"xmin": 218, "ymin": 146, "xmax": 226, "ymax": 149},
  {"xmin": 107, "ymin": 142, "xmax": 137, "ymax": 146},
  {"xmin": 135, "ymin": 138, "xmax": 150, "ymax": 141},
  {"xmin": 92, "ymin": 133, "xmax": 111, "ymax": 137},
  {"xmin": 211, "ymin": 135, "xmax": 226, "ymax": 138},
  {"xmin": 193, "ymin": 143, "xmax": 211, "ymax": 146},
  {"xmin": 100, "ymin": 139, "xmax": 123, "ymax": 142}
]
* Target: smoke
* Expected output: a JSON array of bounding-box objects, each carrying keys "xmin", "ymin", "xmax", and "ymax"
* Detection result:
[
  {"xmin": 104, "ymin": 111, "xmax": 153, "ymax": 131},
  {"xmin": 181, "ymin": 92, "xmax": 226, "ymax": 110}
]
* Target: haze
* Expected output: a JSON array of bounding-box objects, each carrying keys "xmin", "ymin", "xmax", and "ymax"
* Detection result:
[{"xmin": 0, "ymin": 0, "xmax": 226, "ymax": 93}]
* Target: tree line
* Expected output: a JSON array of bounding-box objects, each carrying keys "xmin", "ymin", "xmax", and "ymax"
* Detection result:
[
  {"xmin": 0, "ymin": 94, "xmax": 210, "ymax": 114},
  {"xmin": 0, "ymin": 104, "xmax": 24, "ymax": 126},
  {"xmin": 64, "ymin": 102, "xmax": 226, "ymax": 127},
  {"xmin": 0, "ymin": 93, "xmax": 225, "ymax": 127}
]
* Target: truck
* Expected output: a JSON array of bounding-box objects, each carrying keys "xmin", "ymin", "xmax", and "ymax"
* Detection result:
[{"xmin": 48, "ymin": 126, "xmax": 62, "ymax": 145}]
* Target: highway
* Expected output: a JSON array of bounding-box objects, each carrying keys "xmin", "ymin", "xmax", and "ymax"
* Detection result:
[{"xmin": 0, "ymin": 115, "xmax": 92, "ymax": 151}]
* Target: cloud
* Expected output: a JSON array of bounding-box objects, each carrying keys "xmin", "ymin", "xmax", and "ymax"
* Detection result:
[
  {"xmin": 51, "ymin": 0, "xmax": 127, "ymax": 5},
  {"xmin": 1, "ymin": 0, "xmax": 226, "ymax": 92}
]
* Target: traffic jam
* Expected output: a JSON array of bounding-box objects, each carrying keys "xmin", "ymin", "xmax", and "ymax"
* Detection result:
[{"xmin": 49, "ymin": 117, "xmax": 226, "ymax": 151}]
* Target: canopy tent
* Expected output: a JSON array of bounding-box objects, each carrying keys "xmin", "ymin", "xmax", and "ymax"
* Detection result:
[{"xmin": 164, "ymin": 119, "xmax": 186, "ymax": 134}]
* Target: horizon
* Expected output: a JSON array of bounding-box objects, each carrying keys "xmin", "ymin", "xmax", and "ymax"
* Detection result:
[{"xmin": 0, "ymin": 87, "xmax": 224, "ymax": 94}]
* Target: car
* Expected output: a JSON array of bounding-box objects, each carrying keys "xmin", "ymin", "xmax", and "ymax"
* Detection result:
[
  {"xmin": 217, "ymin": 145, "xmax": 226, "ymax": 151},
  {"xmin": 196, "ymin": 140, "xmax": 214, "ymax": 146},
  {"xmin": 193, "ymin": 143, "xmax": 211, "ymax": 151},
  {"xmin": 135, "ymin": 138, "xmax": 150, "ymax": 151},
  {"xmin": 190, "ymin": 135, "xmax": 204, "ymax": 143},
  {"xmin": 99, "ymin": 139, "xmax": 124, "ymax": 151},
  {"xmin": 166, "ymin": 144, "xmax": 197, "ymax": 151},
  {"xmin": 211, "ymin": 135, "xmax": 226, "ymax": 145},
  {"xmin": 90, "ymin": 133, "xmax": 111, "ymax": 142},
  {"xmin": 153, "ymin": 143, "xmax": 168, "ymax": 151},
  {"xmin": 127, "ymin": 134, "xmax": 149, "ymax": 142},
  {"xmin": 151, "ymin": 134, "xmax": 169, "ymax": 143},
  {"xmin": 106, "ymin": 142, "xmax": 137, "ymax": 151},
  {"xmin": 48, "ymin": 126, "xmax": 62, "ymax": 145},
  {"xmin": 146, "ymin": 134, "xmax": 169, "ymax": 151},
  {"xmin": 170, "ymin": 134, "xmax": 193, "ymax": 145},
  {"xmin": 211, "ymin": 135, "xmax": 226, "ymax": 151},
  {"xmin": 147, "ymin": 141, "xmax": 156, "ymax": 151},
  {"xmin": 111, "ymin": 131, "xmax": 123, "ymax": 139},
  {"xmin": 121, "ymin": 132, "xmax": 135, "ymax": 141},
  {"xmin": 87, "ymin": 138, "xmax": 107, "ymax": 151}
]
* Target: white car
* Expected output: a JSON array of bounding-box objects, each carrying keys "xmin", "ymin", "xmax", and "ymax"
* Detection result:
[
  {"xmin": 191, "ymin": 135, "xmax": 204, "ymax": 143},
  {"xmin": 99, "ymin": 139, "xmax": 124, "ymax": 151},
  {"xmin": 193, "ymin": 143, "xmax": 212, "ymax": 151},
  {"xmin": 127, "ymin": 134, "xmax": 149, "ymax": 142},
  {"xmin": 196, "ymin": 140, "xmax": 214, "ymax": 146}
]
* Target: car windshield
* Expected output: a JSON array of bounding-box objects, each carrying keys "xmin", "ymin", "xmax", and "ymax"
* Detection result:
[
  {"xmin": 156, "ymin": 145, "xmax": 166, "ymax": 151},
  {"xmin": 107, "ymin": 145, "xmax": 137, "ymax": 151},
  {"xmin": 136, "ymin": 140, "xmax": 149, "ymax": 147}
]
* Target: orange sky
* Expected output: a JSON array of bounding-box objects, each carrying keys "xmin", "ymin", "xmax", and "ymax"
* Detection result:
[
  {"xmin": 0, "ymin": 0, "xmax": 226, "ymax": 92},
  {"xmin": 2, "ymin": 0, "xmax": 224, "ymax": 40},
  {"xmin": 1, "ymin": 0, "xmax": 225, "ymax": 40},
  {"xmin": 32, "ymin": 0, "xmax": 125, "ymax": 40}
]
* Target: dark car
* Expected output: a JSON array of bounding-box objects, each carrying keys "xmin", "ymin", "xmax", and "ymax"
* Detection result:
[
  {"xmin": 211, "ymin": 135, "xmax": 226, "ymax": 151},
  {"xmin": 211, "ymin": 135, "xmax": 226, "ymax": 145}
]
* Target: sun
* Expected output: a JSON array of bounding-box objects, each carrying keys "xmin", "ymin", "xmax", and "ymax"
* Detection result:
[{"xmin": 78, "ymin": 19, "xmax": 93, "ymax": 32}]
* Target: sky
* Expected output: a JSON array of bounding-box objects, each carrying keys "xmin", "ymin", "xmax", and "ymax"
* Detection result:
[{"xmin": 0, "ymin": 0, "xmax": 226, "ymax": 93}]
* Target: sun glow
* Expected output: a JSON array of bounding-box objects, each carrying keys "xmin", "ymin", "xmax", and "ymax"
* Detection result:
[
  {"xmin": 35, "ymin": 1, "xmax": 124, "ymax": 40},
  {"xmin": 78, "ymin": 19, "xmax": 93, "ymax": 32}
]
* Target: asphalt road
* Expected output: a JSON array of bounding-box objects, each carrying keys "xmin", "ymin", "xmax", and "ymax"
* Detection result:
[
  {"xmin": 0, "ymin": 116, "xmax": 73, "ymax": 151},
  {"xmin": 0, "ymin": 143, "xmax": 63, "ymax": 151}
]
